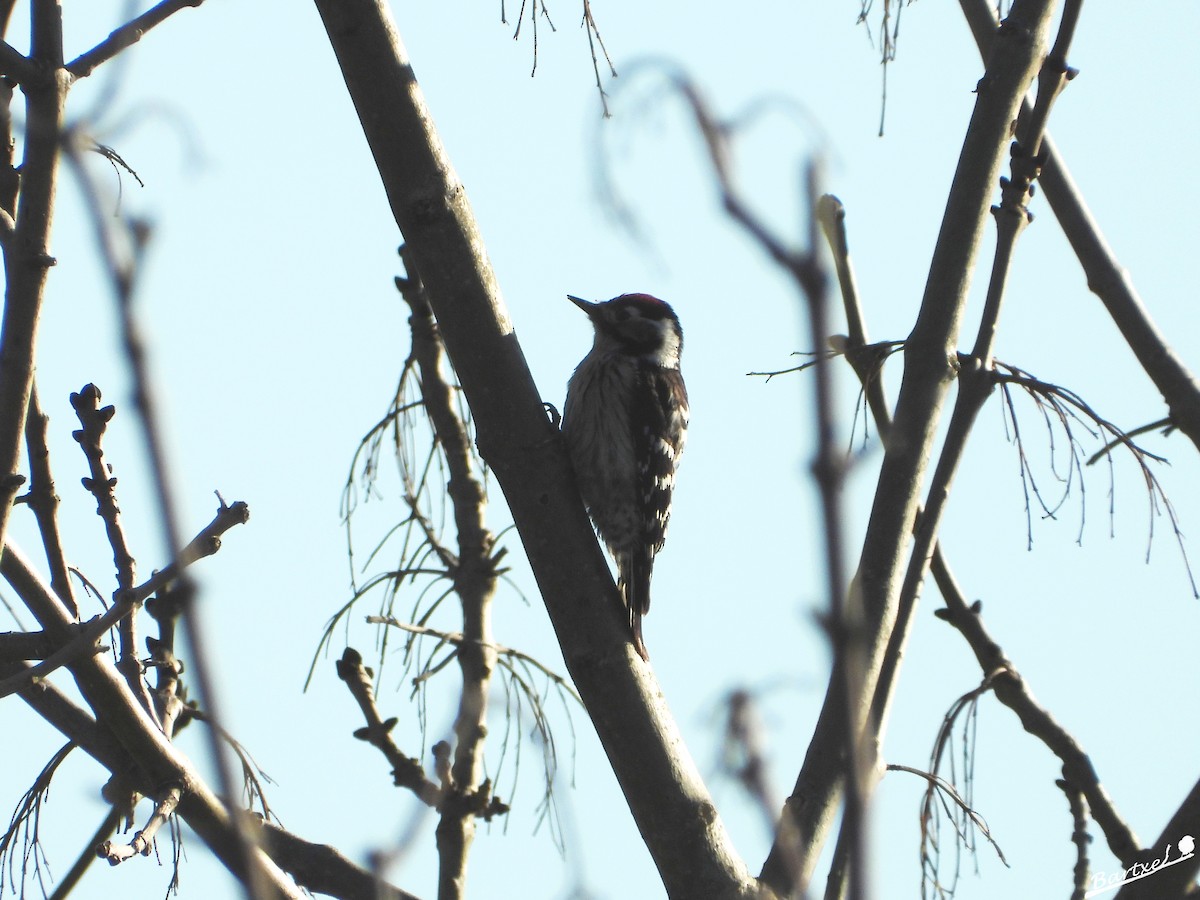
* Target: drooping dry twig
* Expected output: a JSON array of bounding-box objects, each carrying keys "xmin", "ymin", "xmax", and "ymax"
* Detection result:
[
  {"xmin": 0, "ymin": 741, "xmax": 74, "ymax": 898},
  {"xmin": 182, "ymin": 706, "xmax": 277, "ymax": 821},
  {"xmin": 856, "ymin": 0, "xmax": 909, "ymax": 135},
  {"xmin": 502, "ymin": 0, "xmax": 615, "ymax": 115},
  {"xmin": 908, "ymin": 675, "xmax": 1010, "ymax": 899},
  {"xmin": 509, "ymin": 0, "xmax": 556, "ymax": 78},
  {"xmin": 580, "ymin": 0, "xmax": 617, "ymax": 116},
  {"xmin": 993, "ymin": 364, "xmax": 1195, "ymax": 598},
  {"xmin": 369, "ymin": 617, "xmax": 580, "ymax": 706},
  {"xmin": 370, "ymin": 613, "xmax": 578, "ymax": 846}
]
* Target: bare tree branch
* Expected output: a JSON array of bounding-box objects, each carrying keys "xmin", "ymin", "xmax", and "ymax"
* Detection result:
[
  {"xmin": 1058, "ymin": 777, "xmax": 1091, "ymax": 900},
  {"xmin": 761, "ymin": 4, "xmax": 1059, "ymax": 894},
  {"xmin": 312, "ymin": 2, "xmax": 760, "ymax": 896},
  {"xmin": 337, "ymin": 647, "xmax": 442, "ymax": 807},
  {"xmin": 70, "ymin": 383, "xmax": 153, "ymax": 712},
  {"xmin": 96, "ymin": 783, "xmax": 183, "ymax": 864},
  {"xmin": 817, "ymin": 193, "xmax": 1149, "ymax": 900},
  {"xmin": 259, "ymin": 821, "xmax": 426, "ymax": 900},
  {"xmin": 2, "ymin": 542, "xmax": 307, "ymax": 897},
  {"xmin": 1115, "ymin": 778, "xmax": 1200, "ymax": 899},
  {"xmin": 0, "ymin": 616, "xmax": 110, "ymax": 699},
  {"xmin": 0, "ymin": 39, "xmax": 34, "ymax": 84},
  {"xmin": 22, "ymin": 382, "xmax": 77, "ymax": 616},
  {"xmin": 129, "ymin": 496, "xmax": 250, "ymax": 605},
  {"xmin": 958, "ymin": 0, "xmax": 1200, "ymax": 457},
  {"xmin": 5, "ymin": 652, "xmax": 418, "ymax": 900},
  {"xmin": 0, "ymin": 17, "xmax": 68, "ymax": 572},
  {"xmin": 394, "ymin": 247, "xmax": 501, "ymax": 900},
  {"xmin": 933, "ymin": 598, "xmax": 1140, "ymax": 865},
  {"xmin": 656, "ymin": 74, "xmax": 867, "ymax": 900},
  {"xmin": 66, "ymin": 0, "xmax": 205, "ymax": 78}
]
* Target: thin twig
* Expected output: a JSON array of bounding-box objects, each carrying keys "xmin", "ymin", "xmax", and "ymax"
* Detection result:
[
  {"xmin": 368, "ymin": 616, "xmax": 581, "ymax": 706},
  {"xmin": 1057, "ymin": 776, "xmax": 1090, "ymax": 900},
  {"xmin": 335, "ymin": 647, "xmax": 441, "ymax": 807},
  {"xmin": 887, "ymin": 762, "xmax": 1007, "ymax": 868},
  {"xmin": 128, "ymin": 497, "xmax": 250, "ymax": 604},
  {"xmin": 0, "ymin": 614, "xmax": 111, "ymax": 699},
  {"xmin": 909, "ymin": 674, "xmax": 1010, "ymax": 897},
  {"xmin": 67, "ymin": 0, "xmax": 205, "ymax": 78},
  {"xmin": 580, "ymin": 0, "xmax": 616, "ymax": 117},
  {"xmin": 70, "ymin": 383, "xmax": 149, "ymax": 709},
  {"xmin": 22, "ymin": 382, "xmax": 77, "ymax": 616}
]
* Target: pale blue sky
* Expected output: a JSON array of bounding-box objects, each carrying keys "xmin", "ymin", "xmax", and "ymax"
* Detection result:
[{"xmin": 4, "ymin": 2, "xmax": 1199, "ymax": 899}]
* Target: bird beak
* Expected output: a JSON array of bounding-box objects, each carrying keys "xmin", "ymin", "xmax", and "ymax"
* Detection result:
[{"xmin": 567, "ymin": 294, "xmax": 596, "ymax": 316}]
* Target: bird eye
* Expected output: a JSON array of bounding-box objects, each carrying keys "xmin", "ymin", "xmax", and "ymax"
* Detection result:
[{"xmin": 614, "ymin": 308, "xmax": 631, "ymax": 321}]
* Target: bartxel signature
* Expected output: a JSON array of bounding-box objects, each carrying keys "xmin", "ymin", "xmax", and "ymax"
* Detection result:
[{"xmin": 1084, "ymin": 835, "xmax": 1195, "ymax": 897}]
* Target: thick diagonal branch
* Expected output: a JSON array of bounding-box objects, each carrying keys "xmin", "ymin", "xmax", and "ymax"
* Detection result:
[{"xmin": 312, "ymin": 3, "xmax": 757, "ymax": 897}]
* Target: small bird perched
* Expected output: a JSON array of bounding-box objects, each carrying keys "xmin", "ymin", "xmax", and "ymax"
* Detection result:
[{"xmin": 562, "ymin": 293, "xmax": 689, "ymax": 661}]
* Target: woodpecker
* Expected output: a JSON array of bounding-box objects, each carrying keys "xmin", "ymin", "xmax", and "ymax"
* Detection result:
[{"xmin": 562, "ymin": 293, "xmax": 689, "ymax": 661}]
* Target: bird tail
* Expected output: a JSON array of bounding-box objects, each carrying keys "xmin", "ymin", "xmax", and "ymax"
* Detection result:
[{"xmin": 620, "ymin": 549, "xmax": 654, "ymax": 662}]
